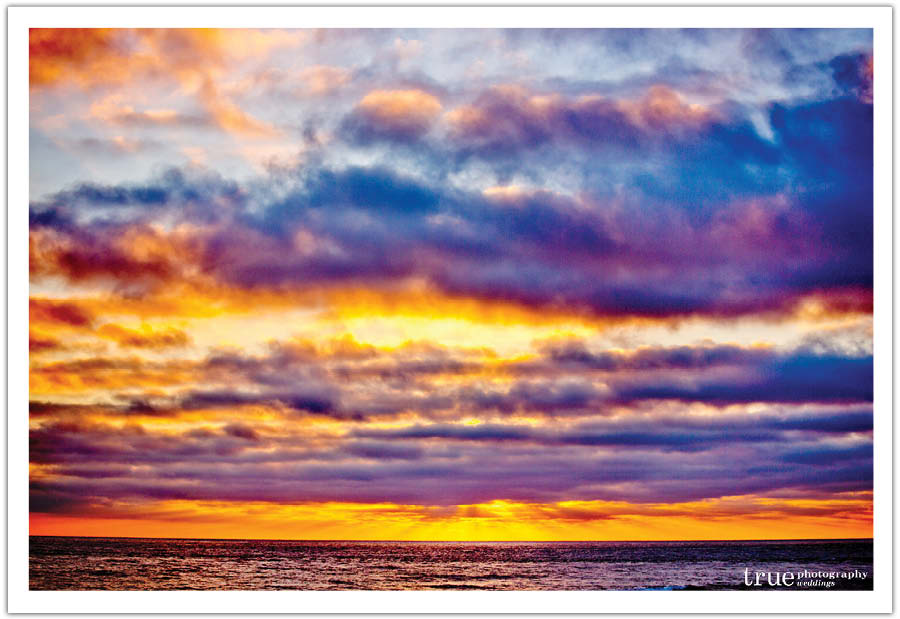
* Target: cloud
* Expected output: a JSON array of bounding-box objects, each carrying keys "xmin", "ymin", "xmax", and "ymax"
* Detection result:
[
  {"xmin": 300, "ymin": 65, "xmax": 352, "ymax": 96},
  {"xmin": 30, "ymin": 333, "xmax": 872, "ymax": 435},
  {"xmin": 830, "ymin": 52, "xmax": 873, "ymax": 103},
  {"xmin": 29, "ymin": 28, "xmax": 120, "ymax": 87},
  {"xmin": 91, "ymin": 105, "xmax": 211, "ymax": 129},
  {"xmin": 30, "ymin": 226, "xmax": 179, "ymax": 289},
  {"xmin": 612, "ymin": 352, "xmax": 872, "ymax": 405},
  {"xmin": 29, "ymin": 298, "xmax": 93, "ymax": 327},
  {"xmin": 29, "ymin": 334, "xmax": 64, "ymax": 353},
  {"xmin": 30, "ymin": 28, "xmax": 306, "ymax": 90},
  {"xmin": 344, "ymin": 440, "xmax": 424, "ymax": 461},
  {"xmin": 223, "ymin": 423, "xmax": 260, "ymax": 442},
  {"xmin": 179, "ymin": 389, "xmax": 339, "ymax": 418},
  {"xmin": 28, "ymin": 30, "xmax": 874, "ymax": 527},
  {"xmin": 198, "ymin": 78, "xmax": 280, "ymax": 137},
  {"xmin": 30, "ymin": 82, "xmax": 873, "ymax": 324},
  {"xmin": 96, "ymin": 324, "xmax": 190, "ymax": 349},
  {"xmin": 445, "ymin": 84, "xmax": 713, "ymax": 156},
  {"xmin": 29, "ymin": 403, "xmax": 872, "ymax": 508},
  {"xmin": 537, "ymin": 341, "xmax": 773, "ymax": 371},
  {"xmin": 32, "ymin": 29, "xmax": 298, "ymax": 139},
  {"xmin": 68, "ymin": 136, "xmax": 165, "ymax": 155},
  {"xmin": 618, "ymin": 84, "xmax": 715, "ymax": 128},
  {"xmin": 354, "ymin": 408, "xmax": 872, "ymax": 450},
  {"xmin": 343, "ymin": 89, "xmax": 443, "ymax": 143}
]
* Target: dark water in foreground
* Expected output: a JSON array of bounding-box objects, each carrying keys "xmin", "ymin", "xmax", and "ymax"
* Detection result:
[{"xmin": 30, "ymin": 537, "xmax": 872, "ymax": 591}]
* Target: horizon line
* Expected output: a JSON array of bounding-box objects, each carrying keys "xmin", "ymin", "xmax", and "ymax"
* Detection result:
[{"xmin": 29, "ymin": 534, "xmax": 875, "ymax": 543}]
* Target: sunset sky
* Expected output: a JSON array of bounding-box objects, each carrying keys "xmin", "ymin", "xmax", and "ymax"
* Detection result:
[{"xmin": 28, "ymin": 28, "xmax": 873, "ymax": 541}]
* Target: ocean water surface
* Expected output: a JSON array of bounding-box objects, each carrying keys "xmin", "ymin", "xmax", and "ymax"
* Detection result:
[{"xmin": 29, "ymin": 537, "xmax": 873, "ymax": 591}]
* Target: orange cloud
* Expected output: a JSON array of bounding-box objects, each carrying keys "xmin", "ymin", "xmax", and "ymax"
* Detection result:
[
  {"xmin": 29, "ymin": 28, "xmax": 119, "ymax": 87},
  {"xmin": 356, "ymin": 89, "xmax": 443, "ymax": 136},
  {"xmin": 30, "ymin": 28, "xmax": 304, "ymax": 90},
  {"xmin": 31, "ymin": 28, "xmax": 297, "ymax": 137},
  {"xmin": 30, "ymin": 224, "xmax": 198, "ymax": 289},
  {"xmin": 30, "ymin": 356, "xmax": 197, "ymax": 395},
  {"xmin": 29, "ymin": 298, "xmax": 94, "ymax": 328},
  {"xmin": 96, "ymin": 324, "xmax": 190, "ymax": 349},
  {"xmin": 29, "ymin": 332, "xmax": 64, "ymax": 354},
  {"xmin": 616, "ymin": 85, "xmax": 714, "ymax": 130},
  {"xmin": 445, "ymin": 103, "xmax": 489, "ymax": 134},
  {"xmin": 198, "ymin": 77, "xmax": 279, "ymax": 137}
]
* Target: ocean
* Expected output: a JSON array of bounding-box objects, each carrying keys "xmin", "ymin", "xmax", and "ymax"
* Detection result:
[{"xmin": 29, "ymin": 537, "xmax": 873, "ymax": 591}]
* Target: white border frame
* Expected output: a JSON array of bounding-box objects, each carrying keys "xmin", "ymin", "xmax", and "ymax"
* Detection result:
[{"xmin": 7, "ymin": 6, "xmax": 893, "ymax": 614}]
